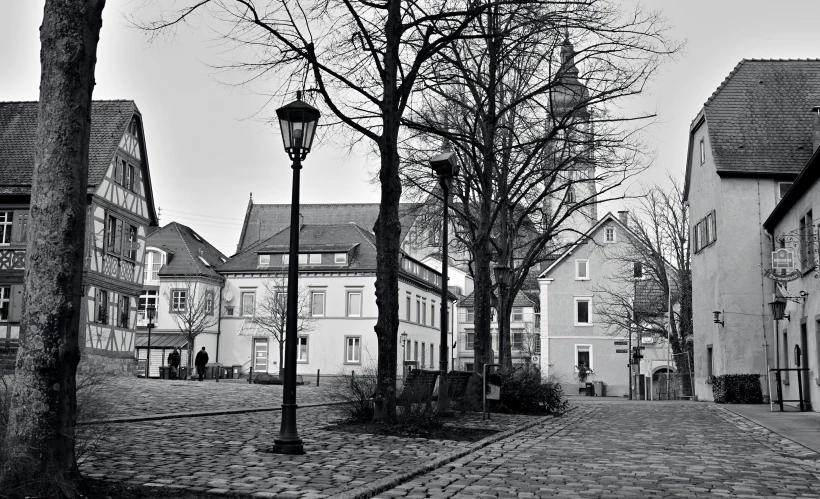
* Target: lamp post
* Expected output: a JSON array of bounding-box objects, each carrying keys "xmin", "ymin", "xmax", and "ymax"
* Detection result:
[
  {"xmin": 400, "ymin": 332, "xmax": 408, "ymax": 382},
  {"xmin": 145, "ymin": 305, "xmax": 156, "ymax": 380},
  {"xmin": 430, "ymin": 151, "xmax": 459, "ymax": 413},
  {"xmin": 271, "ymin": 91, "xmax": 319, "ymax": 455},
  {"xmin": 494, "ymin": 265, "xmax": 512, "ymax": 369}
]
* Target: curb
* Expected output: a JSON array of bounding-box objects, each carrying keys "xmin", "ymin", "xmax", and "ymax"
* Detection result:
[
  {"xmin": 331, "ymin": 406, "xmax": 579, "ymax": 499},
  {"xmin": 78, "ymin": 400, "xmax": 350, "ymax": 426},
  {"xmin": 713, "ymin": 404, "xmax": 820, "ymax": 457}
]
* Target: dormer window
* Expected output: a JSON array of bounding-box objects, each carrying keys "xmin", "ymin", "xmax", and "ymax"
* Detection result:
[
  {"xmin": 335, "ymin": 253, "xmax": 347, "ymax": 264},
  {"xmin": 259, "ymin": 254, "xmax": 270, "ymax": 266},
  {"xmin": 198, "ymin": 256, "xmax": 210, "ymax": 267}
]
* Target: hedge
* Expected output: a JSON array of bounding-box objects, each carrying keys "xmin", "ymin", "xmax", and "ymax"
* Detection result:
[{"xmin": 711, "ymin": 374, "xmax": 763, "ymax": 404}]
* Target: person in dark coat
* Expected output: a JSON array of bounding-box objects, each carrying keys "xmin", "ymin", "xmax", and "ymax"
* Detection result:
[
  {"xmin": 167, "ymin": 347, "xmax": 181, "ymax": 379},
  {"xmin": 195, "ymin": 346, "xmax": 209, "ymax": 381}
]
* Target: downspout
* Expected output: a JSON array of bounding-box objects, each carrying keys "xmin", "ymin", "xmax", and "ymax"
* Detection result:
[
  {"xmin": 216, "ymin": 278, "xmax": 224, "ymax": 363},
  {"xmin": 760, "ymin": 179, "xmax": 772, "ymax": 402}
]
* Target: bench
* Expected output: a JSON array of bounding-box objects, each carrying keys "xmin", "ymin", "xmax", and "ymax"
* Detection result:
[
  {"xmin": 398, "ymin": 369, "xmax": 440, "ymax": 406},
  {"xmin": 446, "ymin": 370, "xmax": 475, "ymax": 401},
  {"xmin": 253, "ymin": 373, "xmax": 309, "ymax": 385}
]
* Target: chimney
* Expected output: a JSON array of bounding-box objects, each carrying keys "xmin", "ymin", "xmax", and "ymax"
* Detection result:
[
  {"xmin": 618, "ymin": 210, "xmax": 629, "ymax": 227},
  {"xmin": 813, "ymin": 106, "xmax": 820, "ymax": 152}
]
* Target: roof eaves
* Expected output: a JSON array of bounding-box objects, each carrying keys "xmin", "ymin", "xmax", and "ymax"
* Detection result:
[{"xmin": 764, "ymin": 145, "xmax": 820, "ymax": 231}]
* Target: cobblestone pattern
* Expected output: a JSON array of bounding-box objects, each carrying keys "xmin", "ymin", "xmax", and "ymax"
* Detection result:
[
  {"xmin": 79, "ymin": 405, "xmax": 544, "ymax": 498},
  {"xmin": 710, "ymin": 405, "xmax": 820, "ymax": 461},
  {"xmin": 86, "ymin": 377, "xmax": 347, "ymax": 420},
  {"xmin": 377, "ymin": 401, "xmax": 820, "ymax": 498}
]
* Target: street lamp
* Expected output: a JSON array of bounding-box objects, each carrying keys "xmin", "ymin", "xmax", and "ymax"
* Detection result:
[
  {"xmin": 145, "ymin": 305, "xmax": 156, "ymax": 380},
  {"xmin": 430, "ymin": 151, "xmax": 459, "ymax": 413},
  {"xmin": 400, "ymin": 332, "xmax": 408, "ymax": 382},
  {"xmin": 769, "ymin": 297, "xmax": 789, "ymax": 373},
  {"xmin": 271, "ymin": 91, "xmax": 319, "ymax": 455},
  {"xmin": 494, "ymin": 265, "xmax": 513, "ymax": 368}
]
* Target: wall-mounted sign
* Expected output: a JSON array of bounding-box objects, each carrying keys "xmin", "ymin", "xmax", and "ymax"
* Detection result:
[
  {"xmin": 641, "ymin": 336, "xmax": 655, "ymax": 344},
  {"xmin": 764, "ymin": 248, "xmax": 801, "ymax": 281}
]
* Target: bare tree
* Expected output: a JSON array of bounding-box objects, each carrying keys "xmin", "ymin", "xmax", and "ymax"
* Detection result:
[
  {"xmin": 166, "ymin": 282, "xmax": 220, "ymax": 371},
  {"xmin": 593, "ymin": 178, "xmax": 692, "ymax": 372},
  {"xmin": 134, "ymin": 0, "xmax": 526, "ymax": 421},
  {"xmin": 400, "ymin": 2, "xmax": 679, "ymax": 371},
  {"xmin": 252, "ymin": 275, "xmax": 314, "ymax": 374},
  {"xmin": 1, "ymin": 1, "xmax": 106, "ymax": 497}
]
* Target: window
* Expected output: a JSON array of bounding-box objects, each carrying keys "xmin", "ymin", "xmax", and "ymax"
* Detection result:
[
  {"xmin": 575, "ymin": 345, "xmax": 592, "ymax": 371},
  {"xmin": 707, "ymin": 346, "xmax": 713, "ymax": 378},
  {"xmin": 800, "ymin": 210, "xmax": 816, "ymax": 270},
  {"xmin": 466, "ymin": 308, "xmax": 474, "ymax": 322},
  {"xmin": 298, "ymin": 336, "xmax": 309, "ymax": 363},
  {"xmin": 414, "ymin": 341, "xmax": 419, "ymax": 361},
  {"xmin": 422, "ymin": 299, "xmax": 427, "ymax": 325},
  {"xmin": 119, "ymin": 296, "xmax": 131, "ymax": 328},
  {"xmin": 124, "ymin": 225, "xmax": 137, "ymax": 260},
  {"xmin": 466, "ymin": 332, "xmax": 475, "ymax": 350},
  {"xmin": 605, "ymin": 226, "xmax": 616, "ymax": 243},
  {"xmin": 416, "ymin": 297, "xmax": 421, "ymax": 323},
  {"xmin": 575, "ymin": 260, "xmax": 589, "ymax": 280},
  {"xmin": 347, "ymin": 291, "xmax": 362, "ymax": 317},
  {"xmin": 205, "ymin": 291, "xmax": 214, "ymax": 315},
  {"xmin": 699, "ymin": 138, "xmax": 706, "ymax": 165},
  {"xmin": 513, "ymin": 307, "xmax": 523, "ymax": 321},
  {"xmin": 345, "ymin": 336, "xmax": 361, "ymax": 364},
  {"xmin": 565, "ymin": 187, "xmax": 575, "ymax": 204},
  {"xmin": 105, "ymin": 215, "xmax": 117, "ymax": 253},
  {"xmin": 778, "ymin": 182, "xmax": 793, "ymax": 202},
  {"xmin": 309, "ymin": 253, "xmax": 322, "ymax": 264},
  {"xmin": 282, "ymin": 254, "xmax": 289, "ymax": 264},
  {"xmin": 575, "ymin": 297, "xmax": 592, "ymax": 325},
  {"xmin": 145, "ymin": 251, "xmax": 164, "ymax": 281},
  {"xmin": 0, "ymin": 286, "xmax": 10, "ymax": 321},
  {"xmin": 534, "ymin": 334, "xmax": 541, "ymax": 355},
  {"xmin": 430, "ymin": 344, "xmax": 434, "ymax": 368},
  {"xmin": 0, "ymin": 212, "xmax": 12, "ymax": 244},
  {"xmin": 311, "ymin": 291, "xmax": 325, "ymax": 317},
  {"xmin": 96, "ymin": 289, "xmax": 108, "ymax": 323},
  {"xmin": 115, "ymin": 160, "xmax": 125, "ymax": 186},
  {"xmin": 431, "ymin": 303, "xmax": 435, "ymax": 328},
  {"xmin": 240, "ymin": 292, "xmax": 255, "ymax": 316},
  {"xmin": 298, "ymin": 254, "xmax": 308, "ymax": 265},
  {"xmin": 406, "ymin": 294, "xmax": 411, "ymax": 321},
  {"xmin": 421, "ymin": 342, "xmax": 426, "ymax": 366},
  {"xmin": 634, "ymin": 262, "xmax": 643, "ymax": 279},
  {"xmin": 512, "ymin": 330, "xmax": 524, "ymax": 349},
  {"xmin": 692, "ymin": 210, "xmax": 717, "ymax": 254},
  {"xmin": 172, "ymin": 290, "xmax": 187, "ymax": 313},
  {"xmin": 138, "ymin": 290, "xmax": 158, "ymax": 325},
  {"xmin": 335, "ymin": 253, "xmax": 347, "ymax": 264},
  {"xmin": 125, "ymin": 164, "xmax": 135, "ymax": 192},
  {"xmin": 259, "ymin": 254, "xmax": 271, "ymax": 266}
]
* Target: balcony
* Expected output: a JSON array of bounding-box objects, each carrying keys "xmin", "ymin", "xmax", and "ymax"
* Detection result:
[{"xmin": 456, "ymin": 331, "xmax": 541, "ymax": 356}]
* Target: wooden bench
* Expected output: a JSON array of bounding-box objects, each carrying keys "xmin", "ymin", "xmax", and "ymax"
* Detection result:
[
  {"xmin": 398, "ymin": 369, "xmax": 440, "ymax": 405},
  {"xmin": 446, "ymin": 371, "xmax": 475, "ymax": 401}
]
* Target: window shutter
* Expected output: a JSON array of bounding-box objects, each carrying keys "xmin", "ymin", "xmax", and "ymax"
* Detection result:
[
  {"xmin": 9, "ymin": 284, "xmax": 24, "ymax": 322},
  {"xmin": 11, "ymin": 210, "xmax": 28, "ymax": 243},
  {"xmin": 114, "ymin": 219, "xmax": 123, "ymax": 254}
]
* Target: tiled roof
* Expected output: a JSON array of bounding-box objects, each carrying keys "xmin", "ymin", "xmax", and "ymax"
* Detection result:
[
  {"xmin": 236, "ymin": 201, "xmax": 421, "ymax": 251},
  {"xmin": 147, "ymin": 222, "xmax": 227, "ymax": 279},
  {"xmin": 459, "ymin": 290, "xmax": 535, "ymax": 309},
  {"xmin": 701, "ymin": 60, "xmax": 820, "ymax": 175},
  {"xmin": 634, "ymin": 279, "xmax": 667, "ymax": 317},
  {"xmin": 220, "ymin": 223, "xmax": 377, "ymax": 273},
  {"xmin": 0, "ymin": 100, "xmax": 138, "ymax": 190}
]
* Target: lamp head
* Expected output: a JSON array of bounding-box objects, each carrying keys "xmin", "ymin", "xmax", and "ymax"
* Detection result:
[
  {"xmin": 400, "ymin": 332, "xmax": 408, "ymax": 344},
  {"xmin": 146, "ymin": 305, "xmax": 156, "ymax": 322},
  {"xmin": 429, "ymin": 151, "xmax": 459, "ymax": 178},
  {"xmin": 712, "ymin": 310, "xmax": 724, "ymax": 326},
  {"xmin": 276, "ymin": 91, "xmax": 320, "ymax": 161},
  {"xmin": 769, "ymin": 297, "xmax": 789, "ymax": 321},
  {"xmin": 494, "ymin": 265, "xmax": 513, "ymax": 290}
]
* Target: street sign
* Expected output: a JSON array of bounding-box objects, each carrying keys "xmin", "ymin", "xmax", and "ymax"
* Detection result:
[
  {"xmin": 634, "ymin": 346, "xmax": 646, "ymax": 350},
  {"xmin": 615, "ymin": 349, "xmax": 628, "ymax": 353},
  {"xmin": 614, "ymin": 340, "xmax": 628, "ymax": 346}
]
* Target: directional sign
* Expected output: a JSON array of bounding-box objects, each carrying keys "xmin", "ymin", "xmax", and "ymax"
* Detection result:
[
  {"xmin": 633, "ymin": 346, "xmax": 646, "ymax": 350},
  {"xmin": 614, "ymin": 341, "xmax": 628, "ymax": 346},
  {"xmin": 615, "ymin": 349, "xmax": 628, "ymax": 353}
]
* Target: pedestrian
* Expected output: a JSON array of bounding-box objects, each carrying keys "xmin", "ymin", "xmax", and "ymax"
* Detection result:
[
  {"xmin": 195, "ymin": 346, "xmax": 209, "ymax": 382},
  {"xmin": 167, "ymin": 347, "xmax": 181, "ymax": 380}
]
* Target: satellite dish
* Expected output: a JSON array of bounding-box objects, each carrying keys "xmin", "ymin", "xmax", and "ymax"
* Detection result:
[
  {"xmin": 223, "ymin": 290, "xmax": 234, "ymax": 302},
  {"xmin": 531, "ymin": 356, "xmax": 540, "ymax": 363}
]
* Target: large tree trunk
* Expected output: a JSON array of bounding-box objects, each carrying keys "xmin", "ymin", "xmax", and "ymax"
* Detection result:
[
  {"xmin": 1, "ymin": 1, "xmax": 105, "ymax": 497},
  {"xmin": 472, "ymin": 235, "xmax": 494, "ymax": 373}
]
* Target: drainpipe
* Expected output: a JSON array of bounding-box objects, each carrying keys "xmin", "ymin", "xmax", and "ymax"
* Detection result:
[
  {"xmin": 216, "ymin": 278, "xmax": 224, "ymax": 363},
  {"xmin": 760, "ymin": 182, "xmax": 773, "ymax": 403}
]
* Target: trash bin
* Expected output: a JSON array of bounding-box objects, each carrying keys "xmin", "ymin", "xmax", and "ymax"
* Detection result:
[
  {"xmin": 585, "ymin": 382, "xmax": 595, "ymax": 396},
  {"xmin": 159, "ymin": 366, "xmax": 170, "ymax": 380},
  {"xmin": 594, "ymin": 381, "xmax": 605, "ymax": 397},
  {"xmin": 233, "ymin": 365, "xmax": 242, "ymax": 378},
  {"xmin": 179, "ymin": 366, "xmax": 190, "ymax": 380},
  {"xmin": 223, "ymin": 366, "xmax": 233, "ymax": 379}
]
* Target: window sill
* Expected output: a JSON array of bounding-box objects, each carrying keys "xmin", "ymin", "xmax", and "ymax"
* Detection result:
[
  {"xmin": 575, "ymin": 278, "xmax": 590, "ymax": 281},
  {"xmin": 574, "ymin": 323, "xmax": 594, "ymax": 327},
  {"xmin": 343, "ymin": 361, "xmax": 362, "ymax": 366}
]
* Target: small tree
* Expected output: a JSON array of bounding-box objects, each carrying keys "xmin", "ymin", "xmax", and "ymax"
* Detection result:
[
  {"xmin": 251, "ymin": 275, "xmax": 314, "ymax": 374},
  {"xmin": 166, "ymin": 281, "xmax": 220, "ymax": 371}
]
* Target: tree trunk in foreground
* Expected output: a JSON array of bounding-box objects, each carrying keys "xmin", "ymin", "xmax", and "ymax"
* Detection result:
[{"xmin": 1, "ymin": 1, "xmax": 105, "ymax": 497}]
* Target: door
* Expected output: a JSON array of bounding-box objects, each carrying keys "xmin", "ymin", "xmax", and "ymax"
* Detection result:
[
  {"xmin": 254, "ymin": 338, "xmax": 269, "ymax": 373},
  {"xmin": 802, "ymin": 323, "xmax": 811, "ymax": 404}
]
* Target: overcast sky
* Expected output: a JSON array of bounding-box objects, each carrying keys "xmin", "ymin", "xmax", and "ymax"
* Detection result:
[{"xmin": 3, "ymin": 1, "xmax": 820, "ymax": 256}]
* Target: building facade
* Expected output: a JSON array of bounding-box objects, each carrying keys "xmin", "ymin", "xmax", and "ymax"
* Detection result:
[{"xmin": 0, "ymin": 101, "xmax": 159, "ymax": 373}]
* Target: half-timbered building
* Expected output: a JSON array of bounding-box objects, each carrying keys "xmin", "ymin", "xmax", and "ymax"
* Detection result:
[{"xmin": 0, "ymin": 100, "xmax": 159, "ymax": 373}]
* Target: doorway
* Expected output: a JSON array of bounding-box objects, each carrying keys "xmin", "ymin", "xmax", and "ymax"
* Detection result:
[
  {"xmin": 802, "ymin": 323, "xmax": 811, "ymax": 407},
  {"xmin": 253, "ymin": 338, "xmax": 269, "ymax": 373}
]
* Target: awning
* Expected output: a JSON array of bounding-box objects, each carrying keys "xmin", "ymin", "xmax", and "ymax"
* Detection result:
[{"xmin": 135, "ymin": 333, "xmax": 188, "ymax": 349}]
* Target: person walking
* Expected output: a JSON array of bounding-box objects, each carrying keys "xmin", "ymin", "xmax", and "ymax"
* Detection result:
[
  {"xmin": 195, "ymin": 346, "xmax": 209, "ymax": 382},
  {"xmin": 167, "ymin": 347, "xmax": 181, "ymax": 380}
]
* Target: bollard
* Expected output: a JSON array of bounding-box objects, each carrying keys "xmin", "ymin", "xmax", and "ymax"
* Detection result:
[
  {"xmin": 249, "ymin": 366, "xmax": 253, "ymax": 385},
  {"xmin": 317, "ymin": 369, "xmax": 320, "ymax": 387}
]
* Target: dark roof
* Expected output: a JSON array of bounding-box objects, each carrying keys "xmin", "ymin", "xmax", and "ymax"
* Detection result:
[
  {"xmin": 690, "ymin": 60, "xmax": 820, "ymax": 179},
  {"xmin": 0, "ymin": 100, "xmax": 136, "ymax": 190},
  {"xmin": 459, "ymin": 291, "xmax": 535, "ymax": 308},
  {"xmin": 236, "ymin": 200, "xmax": 421, "ymax": 252},
  {"xmin": 147, "ymin": 222, "xmax": 227, "ymax": 279},
  {"xmin": 220, "ymin": 223, "xmax": 378, "ymax": 272},
  {"xmin": 135, "ymin": 333, "xmax": 187, "ymax": 348},
  {"xmin": 765, "ymin": 144, "xmax": 820, "ymax": 230}
]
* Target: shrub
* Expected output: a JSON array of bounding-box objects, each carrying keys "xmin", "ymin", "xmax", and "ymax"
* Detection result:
[
  {"xmin": 711, "ymin": 374, "xmax": 763, "ymax": 404},
  {"xmin": 498, "ymin": 366, "xmax": 568, "ymax": 414},
  {"xmin": 395, "ymin": 373, "xmax": 442, "ymax": 432},
  {"xmin": 336, "ymin": 367, "xmax": 378, "ymax": 423}
]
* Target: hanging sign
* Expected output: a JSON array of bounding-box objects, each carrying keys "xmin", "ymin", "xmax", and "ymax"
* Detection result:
[{"xmin": 764, "ymin": 248, "xmax": 801, "ymax": 281}]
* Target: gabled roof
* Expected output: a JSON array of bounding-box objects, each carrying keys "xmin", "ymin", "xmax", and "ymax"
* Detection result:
[
  {"xmin": 538, "ymin": 212, "xmax": 637, "ymax": 279},
  {"xmin": 147, "ymin": 222, "xmax": 227, "ymax": 280},
  {"xmin": 236, "ymin": 198, "xmax": 421, "ymax": 252},
  {"xmin": 0, "ymin": 100, "xmax": 159, "ymax": 225},
  {"xmin": 459, "ymin": 290, "xmax": 535, "ymax": 308},
  {"xmin": 684, "ymin": 60, "xmax": 820, "ymax": 200}
]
